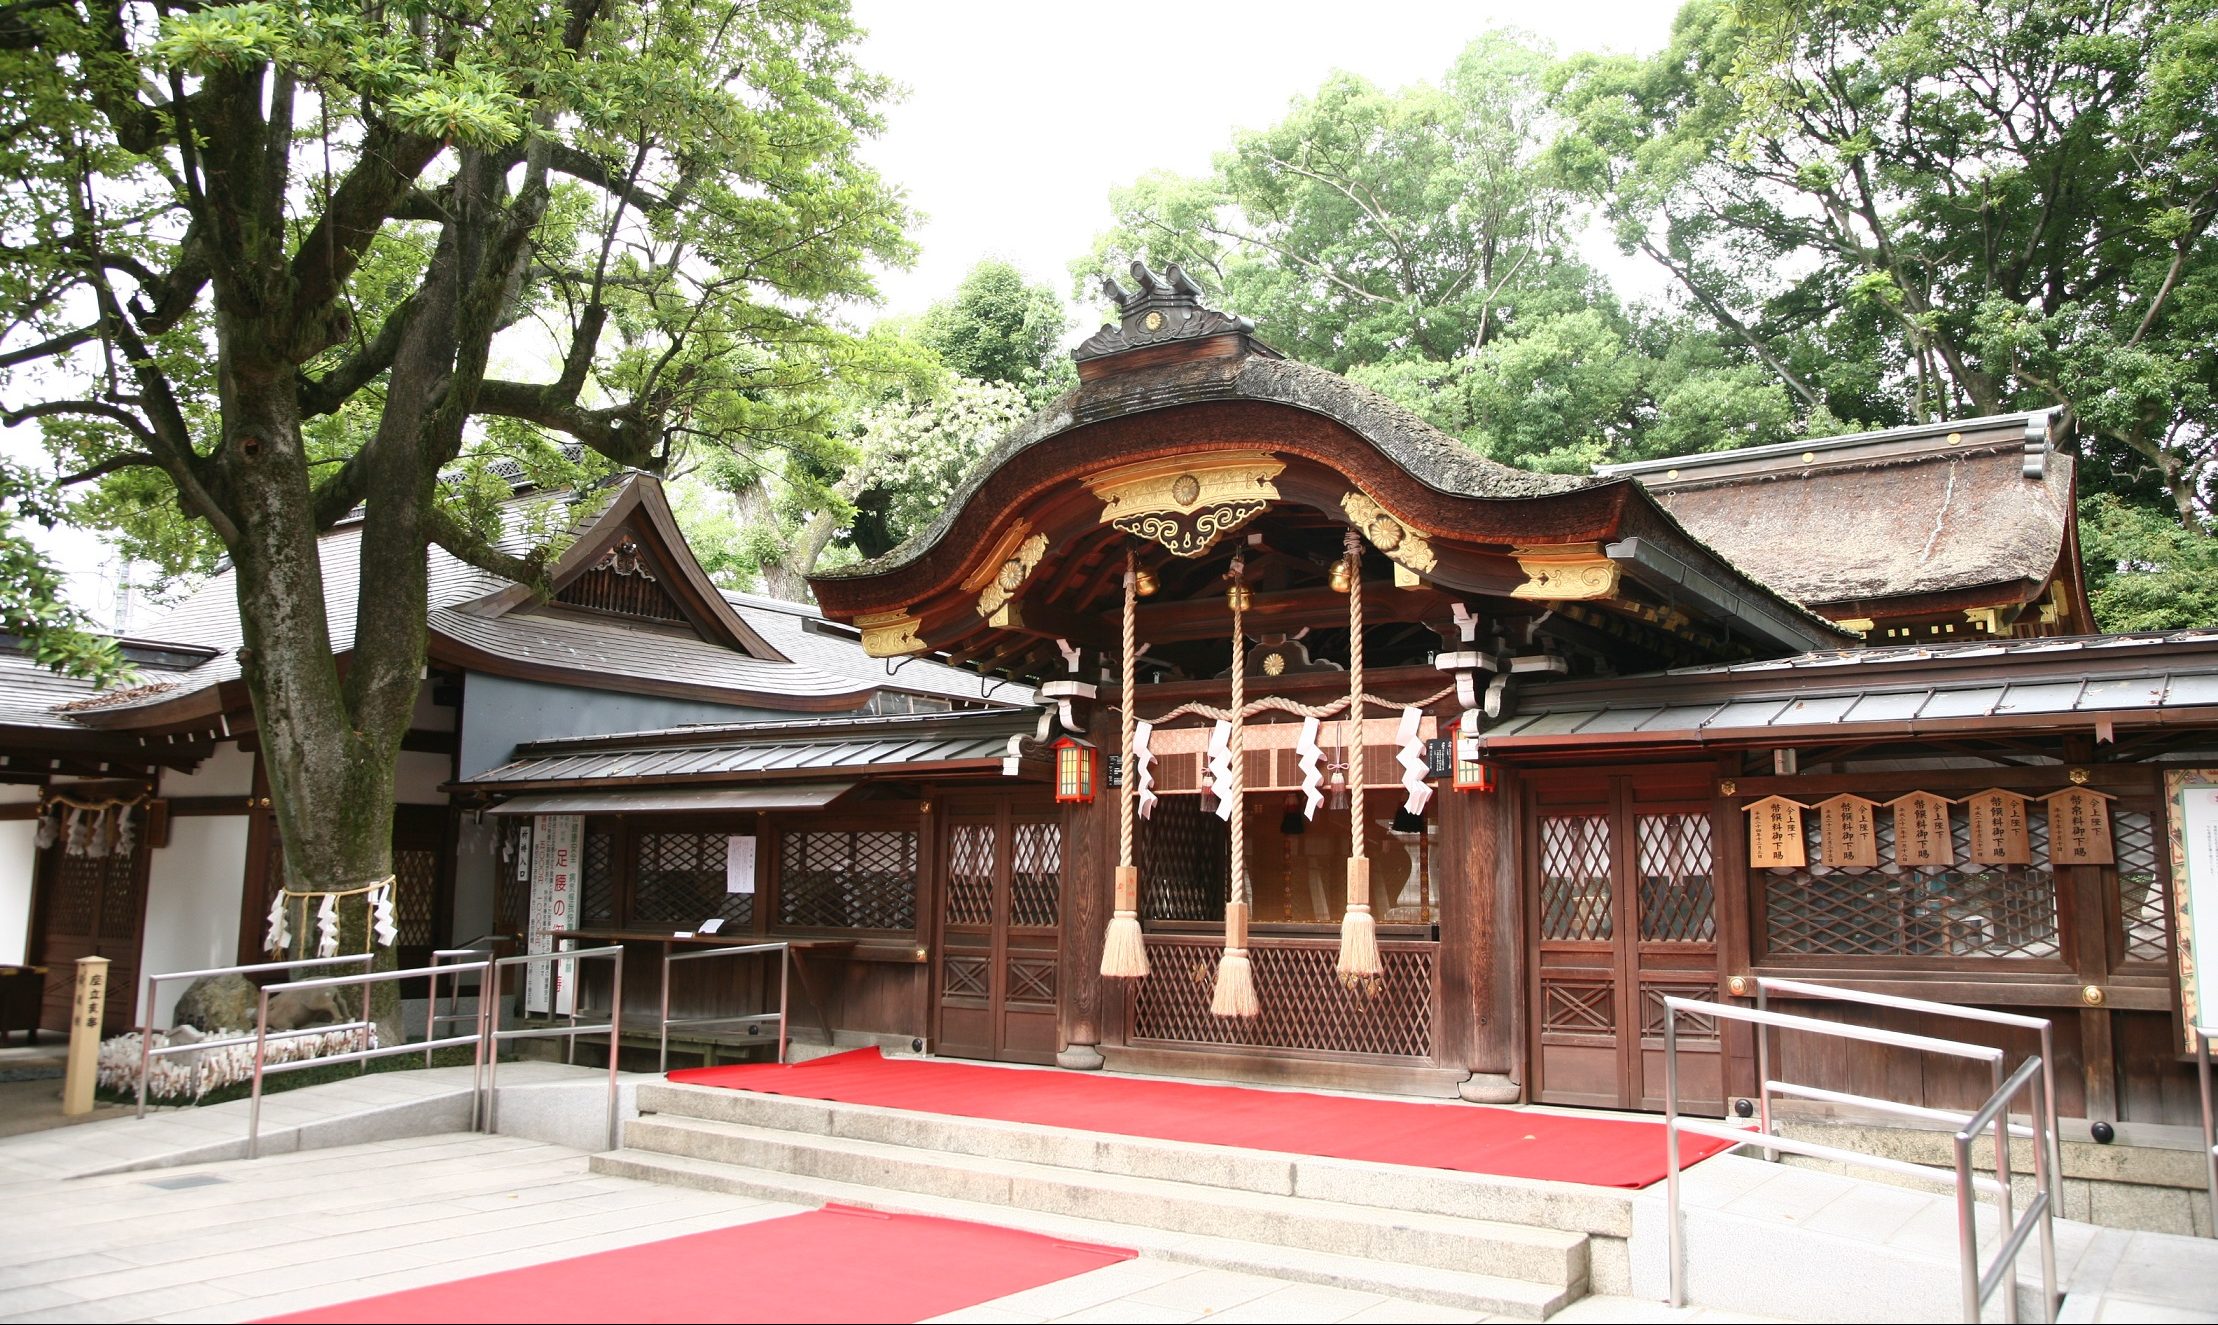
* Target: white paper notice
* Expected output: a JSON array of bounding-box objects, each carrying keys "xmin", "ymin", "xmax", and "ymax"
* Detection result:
[
  {"xmin": 672, "ymin": 931, "xmax": 695, "ymax": 939},
  {"xmin": 699, "ymin": 918, "xmax": 724, "ymax": 934},
  {"xmin": 727, "ymin": 835, "xmax": 757, "ymax": 895},
  {"xmin": 2179, "ymin": 785, "xmax": 2218, "ymax": 1036}
]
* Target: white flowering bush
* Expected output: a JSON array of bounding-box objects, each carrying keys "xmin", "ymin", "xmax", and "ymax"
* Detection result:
[{"xmin": 97, "ymin": 1026, "xmax": 377, "ymax": 1104}]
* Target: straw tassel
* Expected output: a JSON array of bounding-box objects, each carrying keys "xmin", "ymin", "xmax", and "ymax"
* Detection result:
[
  {"xmin": 1338, "ymin": 857, "xmax": 1380, "ymax": 989},
  {"xmin": 1210, "ymin": 902, "xmax": 1260, "ymax": 1018},
  {"xmin": 1101, "ymin": 866, "xmax": 1148, "ymax": 979}
]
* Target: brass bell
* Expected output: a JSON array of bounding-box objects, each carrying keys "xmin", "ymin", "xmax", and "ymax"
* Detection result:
[
  {"xmin": 1133, "ymin": 567, "xmax": 1159, "ymax": 597},
  {"xmin": 1226, "ymin": 583, "xmax": 1252, "ymax": 612},
  {"xmin": 1328, "ymin": 555, "xmax": 1355, "ymax": 594}
]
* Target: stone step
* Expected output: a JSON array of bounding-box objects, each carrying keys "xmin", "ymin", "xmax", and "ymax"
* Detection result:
[
  {"xmin": 591, "ymin": 1145, "xmax": 1584, "ymax": 1320},
  {"xmin": 634, "ymin": 1079, "xmax": 1635, "ymax": 1238},
  {"xmin": 616, "ymin": 1111, "xmax": 1590, "ymax": 1289}
]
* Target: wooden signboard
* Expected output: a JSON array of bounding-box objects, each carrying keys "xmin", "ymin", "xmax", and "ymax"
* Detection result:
[
  {"xmin": 1815, "ymin": 794, "xmax": 1880, "ymax": 868},
  {"xmin": 1963, "ymin": 788, "xmax": 2033, "ymax": 866},
  {"xmin": 1745, "ymin": 796, "xmax": 1808, "ymax": 868},
  {"xmin": 1887, "ymin": 791, "xmax": 1955, "ymax": 867},
  {"xmin": 2044, "ymin": 786, "xmax": 2116, "ymax": 865}
]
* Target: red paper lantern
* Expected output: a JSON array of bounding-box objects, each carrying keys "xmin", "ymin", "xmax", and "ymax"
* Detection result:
[
  {"xmin": 1451, "ymin": 722, "xmax": 1497, "ymax": 793},
  {"xmin": 1053, "ymin": 736, "xmax": 1098, "ymax": 804}
]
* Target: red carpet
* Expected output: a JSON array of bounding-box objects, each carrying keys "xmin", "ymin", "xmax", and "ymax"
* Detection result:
[
  {"xmin": 672, "ymin": 1048, "xmax": 1731, "ymax": 1189},
  {"xmin": 260, "ymin": 1204, "xmax": 1134, "ymax": 1324}
]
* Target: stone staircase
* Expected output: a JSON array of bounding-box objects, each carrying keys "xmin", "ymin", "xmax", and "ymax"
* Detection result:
[{"xmin": 592, "ymin": 1079, "xmax": 1639, "ymax": 1319}]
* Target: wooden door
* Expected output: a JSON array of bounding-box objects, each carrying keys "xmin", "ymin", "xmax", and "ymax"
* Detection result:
[
  {"xmin": 935, "ymin": 796, "xmax": 1062, "ymax": 1064},
  {"xmin": 1529, "ymin": 772, "xmax": 1723, "ymax": 1112},
  {"xmin": 34, "ymin": 839, "xmax": 151, "ymax": 1035}
]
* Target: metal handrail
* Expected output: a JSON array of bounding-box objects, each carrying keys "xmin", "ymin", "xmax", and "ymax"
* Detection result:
[
  {"xmin": 659, "ymin": 940, "xmax": 789, "ymax": 1072},
  {"xmin": 426, "ymin": 945, "xmax": 494, "ymax": 1066},
  {"xmin": 1663, "ymin": 993, "xmax": 2056, "ymax": 1324},
  {"xmin": 2197, "ymin": 1024, "xmax": 2217, "ymax": 1239},
  {"xmin": 247, "ymin": 960, "xmax": 492, "ymax": 1159},
  {"xmin": 1752, "ymin": 976, "xmax": 2061, "ymax": 1185},
  {"xmin": 481, "ymin": 945, "xmax": 626, "ymax": 1151},
  {"xmin": 135, "ymin": 954, "xmax": 375, "ymax": 1119}
]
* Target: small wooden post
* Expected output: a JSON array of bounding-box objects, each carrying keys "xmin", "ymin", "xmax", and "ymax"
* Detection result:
[{"xmin": 63, "ymin": 956, "xmax": 109, "ymax": 1116}]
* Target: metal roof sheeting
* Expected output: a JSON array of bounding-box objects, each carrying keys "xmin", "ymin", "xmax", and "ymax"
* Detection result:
[
  {"xmin": 467, "ymin": 729, "xmax": 1015, "ymax": 789},
  {"xmin": 484, "ymin": 782, "xmax": 855, "ymax": 815}
]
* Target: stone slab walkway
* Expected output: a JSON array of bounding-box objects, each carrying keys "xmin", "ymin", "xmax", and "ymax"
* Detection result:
[{"xmin": 0, "ymin": 1132, "xmax": 1764, "ymax": 1324}]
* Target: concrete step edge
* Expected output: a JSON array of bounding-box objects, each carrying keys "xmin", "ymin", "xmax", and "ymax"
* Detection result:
[
  {"xmin": 589, "ymin": 1147, "xmax": 1583, "ymax": 1320},
  {"xmin": 634, "ymin": 1080, "xmax": 1635, "ymax": 1237},
  {"xmin": 627, "ymin": 1111, "xmax": 1587, "ymax": 1251}
]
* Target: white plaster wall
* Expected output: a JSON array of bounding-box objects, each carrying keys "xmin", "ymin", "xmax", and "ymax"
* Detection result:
[
  {"xmin": 395, "ymin": 750, "xmax": 450, "ymax": 805},
  {"xmin": 411, "ymin": 679, "xmax": 457, "ymax": 733},
  {"xmin": 160, "ymin": 743, "xmax": 256, "ymax": 798},
  {"xmin": 0, "ymin": 784, "xmax": 40, "ymax": 965},
  {"xmin": 138, "ymin": 816, "xmax": 249, "ymax": 1026}
]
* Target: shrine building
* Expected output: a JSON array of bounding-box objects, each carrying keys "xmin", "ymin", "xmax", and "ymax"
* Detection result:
[{"xmin": 1, "ymin": 265, "xmax": 2211, "ymax": 1145}]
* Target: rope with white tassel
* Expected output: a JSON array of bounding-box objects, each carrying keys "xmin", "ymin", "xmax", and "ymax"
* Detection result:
[{"xmin": 1100, "ymin": 547, "xmax": 1150, "ymax": 979}]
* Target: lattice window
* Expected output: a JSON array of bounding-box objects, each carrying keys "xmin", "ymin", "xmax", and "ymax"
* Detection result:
[
  {"xmin": 1006, "ymin": 955, "xmax": 1056, "ymax": 1005},
  {"xmin": 943, "ymin": 954, "xmax": 988, "ymax": 997},
  {"xmin": 1539, "ymin": 815, "xmax": 1613, "ymax": 941},
  {"xmin": 1763, "ymin": 807, "xmax": 2059, "ymax": 959},
  {"xmin": 392, "ymin": 847, "xmax": 439, "ymax": 948},
  {"xmin": 944, "ymin": 824, "xmax": 994, "ymax": 927},
  {"xmin": 1140, "ymin": 796, "xmax": 1227, "ymax": 921},
  {"xmin": 2115, "ymin": 809, "xmax": 2169, "ymax": 964},
  {"xmin": 1010, "ymin": 822, "xmax": 1061, "ymax": 928},
  {"xmin": 1636, "ymin": 813, "xmax": 1715, "ymax": 943},
  {"xmin": 1130, "ymin": 939, "xmax": 1433, "ymax": 1058},
  {"xmin": 779, "ymin": 830, "xmax": 918, "ymax": 931},
  {"xmin": 632, "ymin": 831, "xmax": 749, "ymax": 928},
  {"xmin": 581, "ymin": 828, "xmax": 616, "ymax": 926}
]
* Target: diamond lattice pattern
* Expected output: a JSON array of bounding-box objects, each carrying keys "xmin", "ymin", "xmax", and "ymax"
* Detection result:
[
  {"xmin": 1539, "ymin": 815, "xmax": 1613, "ymax": 941},
  {"xmin": 392, "ymin": 847, "xmax": 438, "ymax": 947},
  {"xmin": 2115, "ymin": 809, "xmax": 2169, "ymax": 964},
  {"xmin": 1010, "ymin": 822, "xmax": 1061, "ymax": 928},
  {"xmin": 633, "ymin": 832, "xmax": 749, "ymax": 928},
  {"xmin": 1636, "ymin": 813, "xmax": 1716, "ymax": 943},
  {"xmin": 1140, "ymin": 797, "xmax": 1228, "ymax": 921},
  {"xmin": 1763, "ymin": 806, "xmax": 2058, "ymax": 958},
  {"xmin": 1130, "ymin": 939, "xmax": 1433, "ymax": 1058},
  {"xmin": 780, "ymin": 830, "xmax": 918, "ymax": 931},
  {"xmin": 944, "ymin": 824, "xmax": 994, "ymax": 927},
  {"xmin": 580, "ymin": 829, "xmax": 616, "ymax": 926}
]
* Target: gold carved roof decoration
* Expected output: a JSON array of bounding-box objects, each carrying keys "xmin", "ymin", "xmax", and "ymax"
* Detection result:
[
  {"xmin": 961, "ymin": 521, "xmax": 1051, "ymax": 621},
  {"xmin": 855, "ymin": 609, "xmax": 926, "ymax": 658},
  {"xmin": 1509, "ymin": 544, "xmax": 1621, "ymax": 601},
  {"xmin": 1087, "ymin": 451, "xmax": 1285, "ymax": 558},
  {"xmin": 1339, "ymin": 489, "xmax": 1437, "ymax": 578}
]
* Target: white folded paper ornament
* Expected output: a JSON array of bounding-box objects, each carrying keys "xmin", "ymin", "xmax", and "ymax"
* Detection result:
[
  {"xmin": 1133, "ymin": 720, "xmax": 1158, "ymax": 821},
  {"xmin": 1396, "ymin": 705, "xmax": 1433, "ymax": 816},
  {"xmin": 264, "ymin": 889, "xmax": 291, "ymax": 953},
  {"xmin": 1296, "ymin": 716, "xmax": 1325, "ymax": 819},
  {"xmin": 1206, "ymin": 719, "xmax": 1236, "ymax": 822},
  {"xmin": 315, "ymin": 893, "xmax": 340, "ymax": 959},
  {"xmin": 370, "ymin": 884, "xmax": 400, "ymax": 948}
]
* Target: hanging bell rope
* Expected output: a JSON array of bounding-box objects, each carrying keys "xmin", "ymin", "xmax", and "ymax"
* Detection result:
[
  {"xmin": 1100, "ymin": 546, "xmax": 1150, "ymax": 980},
  {"xmin": 1337, "ymin": 527, "xmax": 1383, "ymax": 988},
  {"xmin": 1212, "ymin": 554, "xmax": 1260, "ymax": 1019}
]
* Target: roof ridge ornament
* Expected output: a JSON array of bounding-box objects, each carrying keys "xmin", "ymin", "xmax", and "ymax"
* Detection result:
[{"xmin": 1073, "ymin": 261, "xmax": 1272, "ymax": 373}]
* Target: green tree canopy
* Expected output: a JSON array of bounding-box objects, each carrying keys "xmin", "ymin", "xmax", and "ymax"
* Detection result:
[
  {"xmin": 916, "ymin": 259, "xmax": 1072, "ymax": 401},
  {"xmin": 1553, "ymin": 0, "xmax": 2218, "ymax": 527},
  {"xmin": 0, "ymin": 0, "xmax": 908, "ymax": 913}
]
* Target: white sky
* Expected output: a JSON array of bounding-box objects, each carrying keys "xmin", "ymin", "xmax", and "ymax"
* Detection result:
[
  {"xmin": 849, "ymin": 0, "xmax": 1680, "ymax": 322},
  {"xmin": 29, "ymin": 1, "xmax": 1681, "ymax": 628}
]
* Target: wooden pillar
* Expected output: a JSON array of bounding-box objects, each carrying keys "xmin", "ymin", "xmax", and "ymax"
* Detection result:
[
  {"xmin": 1056, "ymin": 706, "xmax": 1113, "ymax": 1069},
  {"xmin": 1444, "ymin": 767, "xmax": 1519, "ymax": 1102}
]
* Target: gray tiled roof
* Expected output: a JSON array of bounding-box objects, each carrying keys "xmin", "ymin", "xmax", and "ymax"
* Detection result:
[{"xmin": 463, "ymin": 709, "xmax": 1033, "ymax": 788}]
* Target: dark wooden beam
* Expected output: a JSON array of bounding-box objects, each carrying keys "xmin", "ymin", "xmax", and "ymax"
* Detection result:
[{"xmin": 1136, "ymin": 584, "xmax": 1447, "ymax": 643}]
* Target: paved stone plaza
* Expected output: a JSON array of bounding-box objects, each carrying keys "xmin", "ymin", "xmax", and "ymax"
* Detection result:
[{"xmin": 0, "ymin": 1068, "xmax": 2211, "ymax": 1323}]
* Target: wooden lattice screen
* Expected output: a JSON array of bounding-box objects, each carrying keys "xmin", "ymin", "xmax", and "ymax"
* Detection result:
[
  {"xmin": 1761, "ymin": 806, "xmax": 2059, "ymax": 959},
  {"xmin": 779, "ymin": 829, "xmax": 918, "ymax": 931},
  {"xmin": 633, "ymin": 831, "xmax": 750, "ymax": 928},
  {"xmin": 2114, "ymin": 809, "xmax": 2168, "ymax": 963},
  {"xmin": 1129, "ymin": 934, "xmax": 1433, "ymax": 1059},
  {"xmin": 1138, "ymin": 797, "xmax": 1227, "ymax": 921}
]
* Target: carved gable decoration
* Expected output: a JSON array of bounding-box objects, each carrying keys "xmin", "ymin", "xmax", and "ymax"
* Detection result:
[
  {"xmin": 1887, "ymin": 791, "xmax": 1955, "ymax": 867},
  {"xmin": 1814, "ymin": 794, "xmax": 1880, "ymax": 868},
  {"xmin": 1963, "ymin": 788, "xmax": 2033, "ymax": 865},
  {"xmin": 1073, "ymin": 262, "xmax": 1265, "ymax": 370},
  {"xmin": 554, "ymin": 531, "xmax": 687, "ymax": 623},
  {"xmin": 1341, "ymin": 490, "xmax": 1437, "ymax": 576},
  {"xmin": 2044, "ymin": 786, "xmax": 2115, "ymax": 865},
  {"xmin": 1088, "ymin": 452, "xmax": 1284, "ymax": 559},
  {"xmin": 962, "ymin": 522, "xmax": 1051, "ymax": 622}
]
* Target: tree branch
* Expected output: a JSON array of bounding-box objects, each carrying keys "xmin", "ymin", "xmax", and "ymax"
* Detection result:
[{"xmin": 426, "ymin": 504, "xmax": 547, "ymax": 589}]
